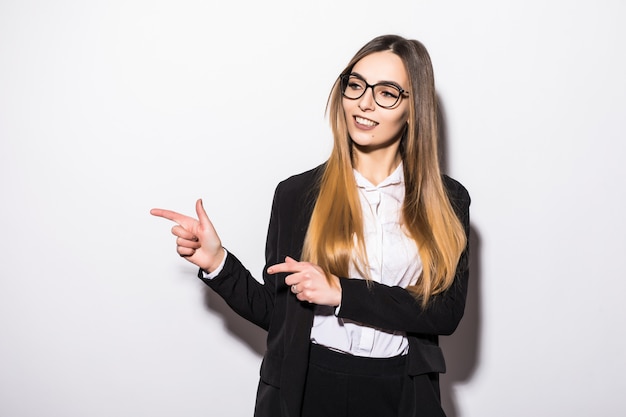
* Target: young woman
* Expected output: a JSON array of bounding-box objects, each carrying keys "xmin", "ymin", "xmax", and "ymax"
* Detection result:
[{"xmin": 151, "ymin": 34, "xmax": 470, "ymax": 417}]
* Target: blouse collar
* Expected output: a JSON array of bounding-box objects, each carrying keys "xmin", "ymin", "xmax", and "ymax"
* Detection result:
[{"xmin": 353, "ymin": 162, "xmax": 404, "ymax": 190}]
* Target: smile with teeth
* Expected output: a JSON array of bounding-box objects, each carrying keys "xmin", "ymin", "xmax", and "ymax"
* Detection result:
[{"xmin": 355, "ymin": 116, "xmax": 378, "ymax": 127}]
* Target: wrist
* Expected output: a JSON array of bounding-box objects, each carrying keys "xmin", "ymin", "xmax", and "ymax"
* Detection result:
[
  {"xmin": 332, "ymin": 275, "xmax": 342, "ymax": 307},
  {"xmin": 204, "ymin": 247, "xmax": 226, "ymax": 273}
]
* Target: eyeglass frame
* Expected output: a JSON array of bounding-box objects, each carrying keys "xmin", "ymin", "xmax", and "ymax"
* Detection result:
[{"xmin": 339, "ymin": 73, "xmax": 409, "ymax": 109}]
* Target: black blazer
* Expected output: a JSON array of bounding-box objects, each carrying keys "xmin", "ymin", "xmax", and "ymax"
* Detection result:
[{"xmin": 200, "ymin": 164, "xmax": 471, "ymax": 417}]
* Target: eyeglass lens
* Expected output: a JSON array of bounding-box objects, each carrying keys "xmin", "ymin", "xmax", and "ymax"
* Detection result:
[{"xmin": 341, "ymin": 75, "xmax": 403, "ymax": 108}]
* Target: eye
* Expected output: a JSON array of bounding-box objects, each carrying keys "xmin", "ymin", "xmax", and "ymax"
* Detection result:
[
  {"xmin": 347, "ymin": 78, "xmax": 365, "ymax": 91},
  {"xmin": 376, "ymin": 85, "xmax": 400, "ymax": 99}
]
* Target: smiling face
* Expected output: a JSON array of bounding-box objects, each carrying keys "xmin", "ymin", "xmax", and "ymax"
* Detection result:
[{"xmin": 342, "ymin": 51, "xmax": 410, "ymax": 154}]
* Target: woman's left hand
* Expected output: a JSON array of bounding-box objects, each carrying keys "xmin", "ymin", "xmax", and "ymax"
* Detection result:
[{"xmin": 267, "ymin": 257, "xmax": 342, "ymax": 307}]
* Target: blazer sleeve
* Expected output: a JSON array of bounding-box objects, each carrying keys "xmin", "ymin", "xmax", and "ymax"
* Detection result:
[{"xmin": 336, "ymin": 176, "xmax": 471, "ymax": 336}]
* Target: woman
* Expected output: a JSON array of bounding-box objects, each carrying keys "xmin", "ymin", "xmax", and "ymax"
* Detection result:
[{"xmin": 151, "ymin": 34, "xmax": 470, "ymax": 417}]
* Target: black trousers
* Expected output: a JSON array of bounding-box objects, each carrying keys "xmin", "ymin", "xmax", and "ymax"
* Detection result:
[{"xmin": 301, "ymin": 343, "xmax": 407, "ymax": 417}]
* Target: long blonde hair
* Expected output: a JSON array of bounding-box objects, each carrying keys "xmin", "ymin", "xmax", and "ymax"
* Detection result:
[{"xmin": 302, "ymin": 35, "xmax": 467, "ymax": 306}]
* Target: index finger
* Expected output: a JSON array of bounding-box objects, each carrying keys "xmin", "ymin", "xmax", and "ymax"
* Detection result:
[
  {"xmin": 267, "ymin": 256, "xmax": 301, "ymax": 274},
  {"xmin": 150, "ymin": 208, "xmax": 193, "ymax": 225}
]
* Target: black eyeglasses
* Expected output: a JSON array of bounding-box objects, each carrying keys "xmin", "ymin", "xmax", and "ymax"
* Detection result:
[{"xmin": 340, "ymin": 73, "xmax": 409, "ymax": 109}]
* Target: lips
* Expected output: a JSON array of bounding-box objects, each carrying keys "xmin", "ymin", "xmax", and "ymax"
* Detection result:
[{"xmin": 354, "ymin": 116, "xmax": 378, "ymax": 128}]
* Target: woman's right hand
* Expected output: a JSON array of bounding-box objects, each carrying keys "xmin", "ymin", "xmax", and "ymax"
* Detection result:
[{"xmin": 150, "ymin": 199, "xmax": 225, "ymax": 273}]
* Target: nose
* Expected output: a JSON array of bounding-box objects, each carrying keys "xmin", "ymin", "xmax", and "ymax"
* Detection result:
[{"xmin": 358, "ymin": 86, "xmax": 376, "ymax": 111}]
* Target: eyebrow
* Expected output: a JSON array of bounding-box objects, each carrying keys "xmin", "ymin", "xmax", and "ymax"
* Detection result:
[{"xmin": 350, "ymin": 71, "xmax": 405, "ymax": 90}]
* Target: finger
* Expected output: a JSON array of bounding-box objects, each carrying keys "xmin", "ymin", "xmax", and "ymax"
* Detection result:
[
  {"xmin": 297, "ymin": 294, "xmax": 311, "ymax": 303},
  {"xmin": 284, "ymin": 272, "xmax": 303, "ymax": 287},
  {"xmin": 176, "ymin": 236, "xmax": 201, "ymax": 249},
  {"xmin": 267, "ymin": 256, "xmax": 303, "ymax": 274},
  {"xmin": 268, "ymin": 262, "xmax": 302, "ymax": 275},
  {"xmin": 295, "ymin": 291, "xmax": 312, "ymax": 303},
  {"xmin": 194, "ymin": 199, "xmax": 222, "ymax": 243},
  {"xmin": 196, "ymin": 199, "xmax": 211, "ymax": 228},
  {"xmin": 177, "ymin": 246, "xmax": 196, "ymax": 257},
  {"xmin": 151, "ymin": 208, "xmax": 195, "ymax": 227},
  {"xmin": 171, "ymin": 225, "xmax": 198, "ymax": 241}
]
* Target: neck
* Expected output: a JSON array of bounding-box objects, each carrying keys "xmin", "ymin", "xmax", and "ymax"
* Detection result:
[{"xmin": 352, "ymin": 145, "xmax": 402, "ymax": 186}]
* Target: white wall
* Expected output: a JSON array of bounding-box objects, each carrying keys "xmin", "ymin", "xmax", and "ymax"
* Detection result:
[{"xmin": 1, "ymin": 1, "xmax": 625, "ymax": 416}]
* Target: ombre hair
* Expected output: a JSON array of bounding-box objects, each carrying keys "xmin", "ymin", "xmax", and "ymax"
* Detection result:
[{"xmin": 302, "ymin": 35, "xmax": 467, "ymax": 307}]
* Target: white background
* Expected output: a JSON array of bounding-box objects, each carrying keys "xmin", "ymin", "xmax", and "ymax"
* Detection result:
[{"xmin": 1, "ymin": 1, "xmax": 625, "ymax": 416}]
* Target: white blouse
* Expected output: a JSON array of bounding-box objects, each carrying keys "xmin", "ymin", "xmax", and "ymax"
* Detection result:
[{"xmin": 310, "ymin": 163, "xmax": 423, "ymax": 358}]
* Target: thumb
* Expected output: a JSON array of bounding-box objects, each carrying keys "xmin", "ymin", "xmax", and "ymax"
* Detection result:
[
  {"xmin": 195, "ymin": 198, "xmax": 210, "ymax": 227},
  {"xmin": 285, "ymin": 256, "xmax": 299, "ymax": 264}
]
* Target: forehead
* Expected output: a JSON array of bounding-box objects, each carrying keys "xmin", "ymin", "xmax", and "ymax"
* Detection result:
[{"xmin": 351, "ymin": 51, "xmax": 408, "ymax": 86}]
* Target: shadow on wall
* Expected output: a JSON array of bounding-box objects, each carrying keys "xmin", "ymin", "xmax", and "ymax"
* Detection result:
[
  {"xmin": 440, "ymin": 226, "xmax": 482, "ymax": 417},
  {"xmin": 203, "ymin": 289, "xmax": 267, "ymax": 357},
  {"xmin": 438, "ymin": 95, "xmax": 483, "ymax": 417}
]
